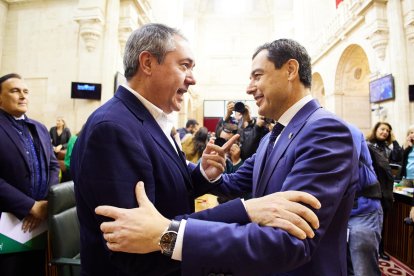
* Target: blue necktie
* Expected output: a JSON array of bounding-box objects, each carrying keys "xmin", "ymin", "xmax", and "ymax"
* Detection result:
[{"xmin": 265, "ymin": 123, "xmax": 284, "ymax": 160}]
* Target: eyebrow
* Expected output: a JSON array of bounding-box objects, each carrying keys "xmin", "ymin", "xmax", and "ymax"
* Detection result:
[
  {"xmin": 250, "ymin": 68, "xmax": 263, "ymax": 77},
  {"xmin": 10, "ymin": 87, "xmax": 28, "ymax": 91},
  {"xmin": 181, "ymin": 57, "xmax": 195, "ymax": 65}
]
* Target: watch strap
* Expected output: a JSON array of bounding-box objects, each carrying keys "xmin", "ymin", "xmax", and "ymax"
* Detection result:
[{"xmin": 167, "ymin": 219, "xmax": 181, "ymax": 233}]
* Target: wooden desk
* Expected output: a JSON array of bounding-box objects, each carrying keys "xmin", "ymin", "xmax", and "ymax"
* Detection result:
[{"xmin": 383, "ymin": 192, "xmax": 414, "ymax": 269}]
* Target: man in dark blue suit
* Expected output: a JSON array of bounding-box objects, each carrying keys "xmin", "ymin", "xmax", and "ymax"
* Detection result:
[
  {"xmin": 0, "ymin": 73, "xmax": 60, "ymax": 276},
  {"xmin": 96, "ymin": 38, "xmax": 359, "ymax": 275},
  {"xmin": 73, "ymin": 24, "xmax": 321, "ymax": 276}
]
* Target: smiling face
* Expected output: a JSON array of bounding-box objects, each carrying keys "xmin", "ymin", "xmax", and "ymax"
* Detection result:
[
  {"xmin": 0, "ymin": 77, "xmax": 29, "ymax": 117},
  {"xmin": 247, "ymin": 50, "xmax": 292, "ymax": 120},
  {"xmin": 375, "ymin": 123, "xmax": 391, "ymax": 141},
  {"xmin": 149, "ymin": 35, "xmax": 196, "ymax": 114}
]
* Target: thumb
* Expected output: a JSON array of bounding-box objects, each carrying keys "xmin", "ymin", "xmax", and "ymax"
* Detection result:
[{"xmin": 135, "ymin": 181, "xmax": 151, "ymax": 207}]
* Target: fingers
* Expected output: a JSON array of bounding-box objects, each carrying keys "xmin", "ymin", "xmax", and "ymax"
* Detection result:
[
  {"xmin": 103, "ymin": 230, "xmax": 124, "ymax": 252},
  {"xmin": 22, "ymin": 216, "xmax": 40, "ymax": 233},
  {"xmin": 203, "ymin": 152, "xmax": 226, "ymax": 167},
  {"xmin": 22, "ymin": 217, "xmax": 31, "ymax": 233},
  {"xmin": 279, "ymin": 191, "xmax": 321, "ymax": 210},
  {"xmin": 95, "ymin": 206, "xmax": 124, "ymax": 220},
  {"xmin": 273, "ymin": 198, "xmax": 319, "ymax": 230},
  {"xmin": 268, "ymin": 217, "xmax": 309, "ymax": 240},
  {"xmin": 278, "ymin": 204, "xmax": 317, "ymax": 237},
  {"xmin": 204, "ymin": 134, "xmax": 240, "ymax": 154},
  {"xmin": 221, "ymin": 134, "xmax": 240, "ymax": 152},
  {"xmin": 205, "ymin": 159, "xmax": 225, "ymax": 174}
]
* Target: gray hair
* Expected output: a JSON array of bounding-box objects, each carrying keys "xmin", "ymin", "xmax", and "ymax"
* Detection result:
[{"xmin": 123, "ymin": 23, "xmax": 185, "ymax": 80}]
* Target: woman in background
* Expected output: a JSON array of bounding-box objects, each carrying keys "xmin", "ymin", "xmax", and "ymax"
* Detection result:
[
  {"xmin": 399, "ymin": 125, "xmax": 414, "ymax": 226},
  {"xmin": 366, "ymin": 121, "xmax": 403, "ymax": 260},
  {"xmin": 400, "ymin": 124, "xmax": 414, "ymax": 187},
  {"xmin": 181, "ymin": 127, "xmax": 209, "ymax": 163},
  {"xmin": 49, "ymin": 116, "xmax": 71, "ymax": 155},
  {"xmin": 366, "ymin": 122, "xmax": 403, "ymax": 165}
]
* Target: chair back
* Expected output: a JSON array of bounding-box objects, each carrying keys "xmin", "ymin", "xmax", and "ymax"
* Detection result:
[{"xmin": 48, "ymin": 181, "xmax": 80, "ymax": 276}]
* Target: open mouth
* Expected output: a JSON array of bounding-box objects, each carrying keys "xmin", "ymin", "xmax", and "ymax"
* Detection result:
[{"xmin": 177, "ymin": 88, "xmax": 187, "ymax": 94}]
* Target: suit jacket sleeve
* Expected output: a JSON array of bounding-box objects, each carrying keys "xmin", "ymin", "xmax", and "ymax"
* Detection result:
[
  {"xmin": 39, "ymin": 123, "xmax": 60, "ymax": 186},
  {"xmin": 73, "ymin": 121, "xmax": 182, "ymax": 276},
  {"xmin": 180, "ymin": 117, "xmax": 358, "ymax": 275}
]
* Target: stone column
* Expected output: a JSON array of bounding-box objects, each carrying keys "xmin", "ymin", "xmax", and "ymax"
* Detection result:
[{"xmin": 387, "ymin": 0, "xmax": 410, "ymax": 141}]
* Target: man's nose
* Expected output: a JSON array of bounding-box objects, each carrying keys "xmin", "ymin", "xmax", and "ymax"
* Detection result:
[
  {"xmin": 246, "ymin": 83, "xmax": 256, "ymax": 94},
  {"xmin": 186, "ymin": 71, "xmax": 196, "ymax": 85}
]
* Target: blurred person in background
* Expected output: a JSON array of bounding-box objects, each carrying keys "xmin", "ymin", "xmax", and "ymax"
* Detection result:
[
  {"xmin": 177, "ymin": 119, "xmax": 198, "ymax": 140},
  {"xmin": 59, "ymin": 128, "xmax": 82, "ymax": 182},
  {"xmin": 399, "ymin": 124, "xmax": 414, "ymax": 187},
  {"xmin": 235, "ymin": 102, "xmax": 269, "ymax": 160},
  {"xmin": 181, "ymin": 126, "xmax": 209, "ymax": 163},
  {"xmin": 400, "ymin": 125, "xmax": 414, "ymax": 225},
  {"xmin": 49, "ymin": 116, "xmax": 71, "ymax": 158},
  {"xmin": 214, "ymin": 101, "xmax": 238, "ymax": 136},
  {"xmin": 366, "ymin": 121, "xmax": 403, "ymax": 260},
  {"xmin": 347, "ymin": 123, "xmax": 383, "ymax": 276},
  {"xmin": 366, "ymin": 122, "xmax": 403, "ymax": 166},
  {"xmin": 226, "ymin": 142, "xmax": 243, "ymax": 173}
]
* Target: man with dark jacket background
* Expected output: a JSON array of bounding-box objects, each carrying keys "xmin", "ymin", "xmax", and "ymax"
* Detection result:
[{"xmin": 0, "ymin": 73, "xmax": 59, "ymax": 276}]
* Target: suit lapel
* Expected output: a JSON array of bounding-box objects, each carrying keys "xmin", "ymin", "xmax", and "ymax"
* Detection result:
[
  {"xmin": 254, "ymin": 100, "xmax": 322, "ymax": 197},
  {"xmin": 115, "ymin": 87, "xmax": 192, "ymax": 186},
  {"xmin": 0, "ymin": 112, "xmax": 31, "ymax": 170}
]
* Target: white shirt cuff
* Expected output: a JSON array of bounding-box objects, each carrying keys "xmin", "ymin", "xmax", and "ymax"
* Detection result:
[
  {"xmin": 171, "ymin": 219, "xmax": 186, "ymax": 261},
  {"xmin": 200, "ymin": 163, "xmax": 221, "ymax": 182}
]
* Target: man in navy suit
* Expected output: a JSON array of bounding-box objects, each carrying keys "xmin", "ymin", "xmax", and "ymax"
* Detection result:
[
  {"xmin": 96, "ymin": 38, "xmax": 359, "ymax": 275},
  {"xmin": 0, "ymin": 73, "xmax": 60, "ymax": 276},
  {"xmin": 73, "ymin": 24, "xmax": 321, "ymax": 276}
]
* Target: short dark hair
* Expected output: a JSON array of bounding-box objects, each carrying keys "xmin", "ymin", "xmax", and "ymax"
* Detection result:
[
  {"xmin": 186, "ymin": 119, "xmax": 198, "ymax": 128},
  {"xmin": 253, "ymin": 39, "xmax": 312, "ymax": 88},
  {"xmin": 0, "ymin": 73, "xmax": 22, "ymax": 93}
]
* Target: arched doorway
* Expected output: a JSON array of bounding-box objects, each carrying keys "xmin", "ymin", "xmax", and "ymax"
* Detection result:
[
  {"xmin": 311, "ymin": 73, "xmax": 325, "ymax": 108},
  {"xmin": 335, "ymin": 44, "xmax": 371, "ymax": 134}
]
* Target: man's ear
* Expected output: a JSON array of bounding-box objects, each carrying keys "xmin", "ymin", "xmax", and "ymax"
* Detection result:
[
  {"xmin": 138, "ymin": 51, "xmax": 154, "ymax": 75},
  {"xmin": 286, "ymin": 59, "xmax": 299, "ymax": 81}
]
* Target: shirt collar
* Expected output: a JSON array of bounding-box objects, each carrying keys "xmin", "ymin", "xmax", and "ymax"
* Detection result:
[
  {"xmin": 14, "ymin": 114, "xmax": 25, "ymax": 120},
  {"xmin": 278, "ymin": 94, "xmax": 313, "ymax": 127},
  {"xmin": 122, "ymin": 84, "xmax": 175, "ymax": 138}
]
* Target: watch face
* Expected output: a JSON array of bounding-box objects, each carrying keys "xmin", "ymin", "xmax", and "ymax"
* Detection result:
[{"xmin": 159, "ymin": 231, "xmax": 177, "ymax": 255}]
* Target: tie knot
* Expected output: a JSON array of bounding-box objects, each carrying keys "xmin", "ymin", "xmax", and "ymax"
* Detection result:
[{"xmin": 269, "ymin": 123, "xmax": 284, "ymax": 143}]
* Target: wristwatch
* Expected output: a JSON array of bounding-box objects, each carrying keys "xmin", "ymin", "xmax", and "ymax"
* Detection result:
[{"xmin": 159, "ymin": 220, "xmax": 181, "ymax": 257}]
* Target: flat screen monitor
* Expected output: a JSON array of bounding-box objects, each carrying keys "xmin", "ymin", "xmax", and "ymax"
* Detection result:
[
  {"xmin": 409, "ymin": 85, "xmax": 414, "ymax": 102},
  {"xmin": 369, "ymin": 74, "xmax": 395, "ymax": 104},
  {"xmin": 71, "ymin": 82, "xmax": 102, "ymax": 100}
]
